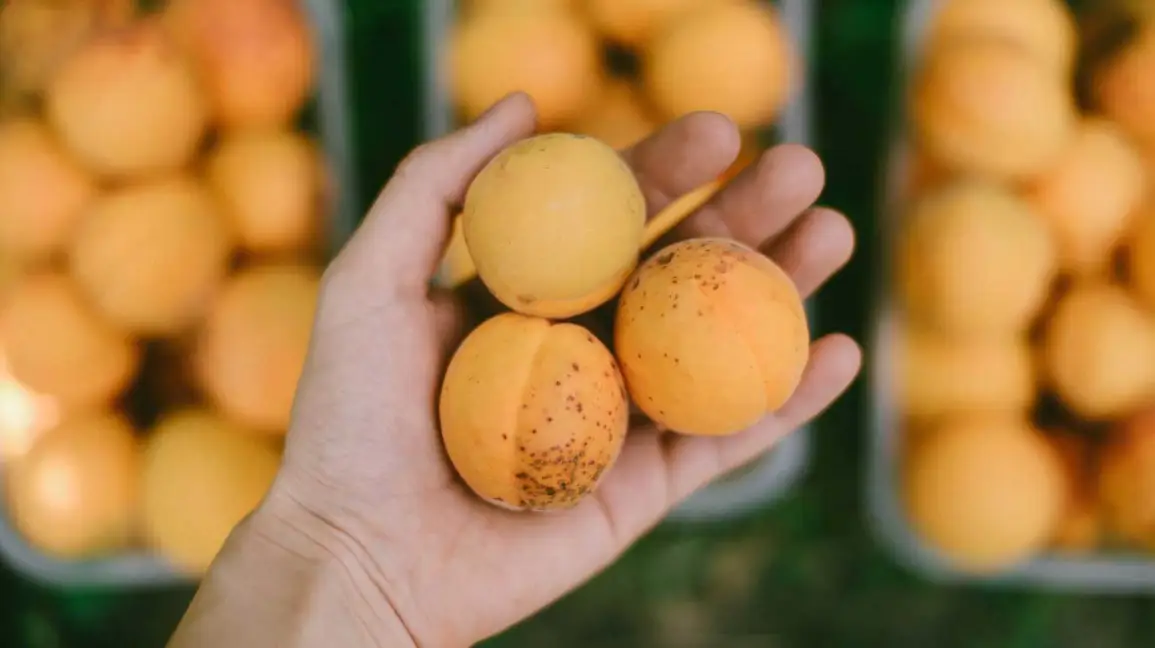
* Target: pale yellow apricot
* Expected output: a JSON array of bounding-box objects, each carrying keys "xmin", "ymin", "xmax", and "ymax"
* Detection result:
[{"xmin": 463, "ymin": 133, "xmax": 645, "ymax": 319}]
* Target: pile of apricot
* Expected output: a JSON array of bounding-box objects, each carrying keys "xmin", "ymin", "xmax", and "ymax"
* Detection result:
[
  {"xmin": 0, "ymin": 0, "xmax": 321, "ymax": 575},
  {"xmin": 893, "ymin": 0, "xmax": 1155, "ymax": 572}
]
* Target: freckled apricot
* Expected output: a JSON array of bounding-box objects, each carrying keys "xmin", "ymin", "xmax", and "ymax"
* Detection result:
[
  {"xmin": 463, "ymin": 133, "xmax": 645, "ymax": 319},
  {"xmin": 439, "ymin": 312, "xmax": 629, "ymax": 511},
  {"xmin": 614, "ymin": 238, "xmax": 809, "ymax": 436}
]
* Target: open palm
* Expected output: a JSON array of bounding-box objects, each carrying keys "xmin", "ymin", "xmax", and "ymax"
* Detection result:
[{"xmin": 253, "ymin": 94, "xmax": 859, "ymax": 647}]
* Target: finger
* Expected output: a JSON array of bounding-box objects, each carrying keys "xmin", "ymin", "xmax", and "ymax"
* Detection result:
[
  {"xmin": 333, "ymin": 93, "xmax": 536, "ymax": 293},
  {"xmin": 586, "ymin": 334, "xmax": 861, "ymax": 546},
  {"xmin": 620, "ymin": 112, "xmax": 740, "ymax": 218},
  {"xmin": 763, "ymin": 207, "xmax": 856, "ymax": 299},
  {"xmin": 676, "ymin": 144, "xmax": 826, "ymax": 244},
  {"xmin": 660, "ymin": 334, "xmax": 861, "ymax": 506}
]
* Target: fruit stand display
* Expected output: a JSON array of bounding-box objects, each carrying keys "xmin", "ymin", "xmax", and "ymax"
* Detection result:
[
  {"xmin": 427, "ymin": 0, "xmax": 818, "ymax": 522},
  {"xmin": 0, "ymin": 0, "xmax": 355, "ymax": 586},
  {"xmin": 869, "ymin": 0, "xmax": 1155, "ymax": 590}
]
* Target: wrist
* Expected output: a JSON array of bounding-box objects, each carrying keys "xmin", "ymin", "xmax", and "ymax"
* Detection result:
[
  {"xmin": 170, "ymin": 484, "xmax": 419, "ymax": 648},
  {"xmin": 245, "ymin": 488, "xmax": 421, "ymax": 648}
]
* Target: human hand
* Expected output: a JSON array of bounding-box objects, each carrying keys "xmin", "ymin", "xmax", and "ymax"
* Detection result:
[{"xmin": 173, "ymin": 93, "xmax": 860, "ymax": 648}]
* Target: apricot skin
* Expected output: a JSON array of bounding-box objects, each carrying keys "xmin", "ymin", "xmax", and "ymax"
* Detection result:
[
  {"xmin": 614, "ymin": 238, "xmax": 809, "ymax": 436},
  {"xmin": 463, "ymin": 133, "xmax": 645, "ymax": 319},
  {"xmin": 439, "ymin": 313, "xmax": 629, "ymax": 511}
]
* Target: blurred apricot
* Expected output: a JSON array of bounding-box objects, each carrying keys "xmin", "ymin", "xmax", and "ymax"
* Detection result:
[
  {"xmin": 0, "ymin": 118, "xmax": 96, "ymax": 262},
  {"xmin": 141, "ymin": 409, "xmax": 280, "ymax": 574},
  {"xmin": 912, "ymin": 40, "xmax": 1075, "ymax": 180},
  {"xmin": 0, "ymin": 0, "xmax": 133, "ymax": 102},
  {"xmin": 166, "ymin": 0, "xmax": 316, "ymax": 128},
  {"xmin": 45, "ymin": 19, "xmax": 208, "ymax": 178},
  {"xmin": 1027, "ymin": 119, "xmax": 1146, "ymax": 276},
  {"xmin": 905, "ymin": 416, "xmax": 1066, "ymax": 572},
  {"xmin": 644, "ymin": 1, "xmax": 794, "ymax": 129},
  {"xmin": 207, "ymin": 130, "xmax": 321, "ymax": 254},
  {"xmin": 70, "ymin": 175, "xmax": 233, "ymax": 335},
  {"xmin": 897, "ymin": 180, "xmax": 1057, "ymax": 337},
  {"xmin": 449, "ymin": 4, "xmax": 602, "ymax": 129},
  {"xmin": 7, "ymin": 411, "xmax": 139, "ymax": 558},
  {"xmin": 0, "ymin": 272, "xmax": 139, "ymax": 408},
  {"xmin": 195, "ymin": 263, "xmax": 320, "ymax": 433}
]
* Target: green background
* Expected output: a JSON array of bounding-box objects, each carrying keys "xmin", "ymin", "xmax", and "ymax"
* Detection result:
[{"xmin": 4, "ymin": 1, "xmax": 1155, "ymax": 646}]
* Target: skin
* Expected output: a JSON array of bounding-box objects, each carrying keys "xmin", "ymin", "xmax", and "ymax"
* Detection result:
[{"xmin": 167, "ymin": 93, "xmax": 861, "ymax": 648}]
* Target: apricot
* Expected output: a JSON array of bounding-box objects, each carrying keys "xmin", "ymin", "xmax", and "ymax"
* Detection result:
[
  {"xmin": 45, "ymin": 20, "xmax": 208, "ymax": 178},
  {"xmin": 165, "ymin": 0, "xmax": 316, "ymax": 128},
  {"xmin": 449, "ymin": 5, "xmax": 602, "ymax": 128},
  {"xmin": 141, "ymin": 409, "xmax": 281, "ymax": 574},
  {"xmin": 70, "ymin": 175, "xmax": 233, "ymax": 335},
  {"xmin": 439, "ymin": 312, "xmax": 629, "ymax": 511},
  {"xmin": 1047, "ymin": 433, "xmax": 1101, "ymax": 553},
  {"xmin": 896, "ymin": 180, "xmax": 1057, "ymax": 337},
  {"xmin": 925, "ymin": 0, "xmax": 1076, "ymax": 74},
  {"xmin": 897, "ymin": 327, "xmax": 1034, "ymax": 423},
  {"xmin": 904, "ymin": 417, "xmax": 1065, "ymax": 572},
  {"xmin": 0, "ymin": 0, "xmax": 133, "ymax": 101},
  {"xmin": 1093, "ymin": 26, "xmax": 1155, "ymax": 149},
  {"xmin": 570, "ymin": 79, "xmax": 658, "ymax": 150},
  {"xmin": 1027, "ymin": 119, "xmax": 1146, "ymax": 276},
  {"xmin": 1041, "ymin": 283, "xmax": 1155, "ymax": 420},
  {"xmin": 463, "ymin": 133, "xmax": 645, "ymax": 318},
  {"xmin": 1129, "ymin": 204, "xmax": 1155, "ymax": 309},
  {"xmin": 7, "ymin": 411, "xmax": 139, "ymax": 558},
  {"xmin": 912, "ymin": 40, "xmax": 1075, "ymax": 180},
  {"xmin": 644, "ymin": 1, "xmax": 793, "ymax": 129},
  {"xmin": 195, "ymin": 263, "xmax": 320, "ymax": 433},
  {"xmin": 586, "ymin": 0, "xmax": 711, "ymax": 47},
  {"xmin": 207, "ymin": 130, "xmax": 320, "ymax": 254},
  {"xmin": 0, "ymin": 118, "xmax": 96, "ymax": 262},
  {"xmin": 1099, "ymin": 410, "xmax": 1155, "ymax": 549},
  {"xmin": 0, "ymin": 272, "xmax": 139, "ymax": 408},
  {"xmin": 615, "ymin": 238, "xmax": 809, "ymax": 436}
]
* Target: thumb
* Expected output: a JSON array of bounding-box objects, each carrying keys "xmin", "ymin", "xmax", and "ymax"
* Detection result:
[{"xmin": 331, "ymin": 93, "xmax": 537, "ymax": 294}]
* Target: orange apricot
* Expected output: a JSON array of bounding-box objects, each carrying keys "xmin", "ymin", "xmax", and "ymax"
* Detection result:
[
  {"xmin": 615, "ymin": 238, "xmax": 809, "ymax": 436},
  {"xmin": 439, "ymin": 313, "xmax": 629, "ymax": 511}
]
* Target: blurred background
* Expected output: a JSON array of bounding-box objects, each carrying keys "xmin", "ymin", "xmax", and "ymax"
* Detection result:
[{"xmin": 5, "ymin": 0, "xmax": 1155, "ymax": 646}]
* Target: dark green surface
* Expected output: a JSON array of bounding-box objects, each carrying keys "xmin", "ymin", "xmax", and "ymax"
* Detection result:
[{"xmin": 4, "ymin": 1, "xmax": 1155, "ymax": 646}]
